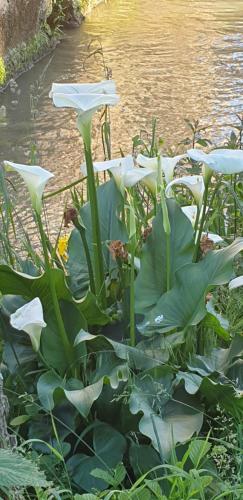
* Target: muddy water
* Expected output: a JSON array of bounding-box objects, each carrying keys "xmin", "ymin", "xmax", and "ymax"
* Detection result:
[{"xmin": 1, "ymin": 0, "xmax": 243, "ymax": 235}]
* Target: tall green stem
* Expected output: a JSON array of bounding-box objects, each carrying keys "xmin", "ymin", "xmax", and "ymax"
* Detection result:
[
  {"xmin": 129, "ymin": 239, "xmax": 136, "ymax": 347},
  {"xmin": 193, "ymin": 177, "xmax": 211, "ymax": 262},
  {"xmin": 74, "ymin": 220, "xmax": 96, "ymax": 296},
  {"xmin": 35, "ymin": 212, "xmax": 74, "ymax": 370},
  {"xmin": 160, "ymin": 189, "xmax": 171, "ymax": 292},
  {"xmin": 166, "ymin": 232, "xmax": 171, "ymax": 291},
  {"xmin": 82, "ymin": 126, "xmax": 106, "ymax": 308}
]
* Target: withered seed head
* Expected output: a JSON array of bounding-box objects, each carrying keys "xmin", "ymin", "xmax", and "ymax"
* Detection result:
[
  {"xmin": 200, "ymin": 234, "xmax": 214, "ymax": 255},
  {"xmin": 108, "ymin": 240, "xmax": 128, "ymax": 262},
  {"xmin": 142, "ymin": 226, "xmax": 152, "ymax": 242},
  {"xmin": 64, "ymin": 207, "xmax": 78, "ymax": 227}
]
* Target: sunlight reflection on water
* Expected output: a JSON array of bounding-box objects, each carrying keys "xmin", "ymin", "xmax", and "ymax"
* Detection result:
[{"xmin": 1, "ymin": 0, "xmax": 243, "ymax": 236}]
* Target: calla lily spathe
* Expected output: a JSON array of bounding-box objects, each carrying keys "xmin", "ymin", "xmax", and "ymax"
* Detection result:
[
  {"xmin": 181, "ymin": 205, "xmax": 198, "ymax": 226},
  {"xmin": 187, "ymin": 148, "xmax": 243, "ymax": 175},
  {"xmin": 181, "ymin": 205, "xmax": 222, "ymax": 242},
  {"xmin": 137, "ymin": 153, "xmax": 185, "ymax": 185},
  {"xmin": 165, "ymin": 175, "xmax": 205, "ymax": 207},
  {"xmin": 229, "ymin": 275, "xmax": 243, "ymax": 291},
  {"xmin": 3, "ymin": 161, "xmax": 54, "ymax": 213},
  {"xmin": 81, "ymin": 155, "xmax": 153, "ymax": 194},
  {"xmin": 50, "ymin": 79, "xmax": 119, "ymax": 135},
  {"xmin": 10, "ymin": 297, "xmax": 46, "ymax": 352}
]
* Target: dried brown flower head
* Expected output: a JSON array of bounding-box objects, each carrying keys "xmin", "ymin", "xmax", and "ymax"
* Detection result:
[
  {"xmin": 142, "ymin": 226, "xmax": 152, "ymax": 242},
  {"xmin": 200, "ymin": 234, "xmax": 214, "ymax": 255},
  {"xmin": 64, "ymin": 207, "xmax": 78, "ymax": 227},
  {"xmin": 108, "ymin": 240, "xmax": 128, "ymax": 262}
]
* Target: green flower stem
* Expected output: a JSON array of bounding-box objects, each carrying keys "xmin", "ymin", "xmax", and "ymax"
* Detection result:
[
  {"xmin": 44, "ymin": 176, "xmax": 87, "ymax": 200},
  {"xmin": 193, "ymin": 176, "xmax": 212, "ymax": 262},
  {"xmin": 73, "ymin": 220, "xmax": 96, "ymax": 296},
  {"xmin": 193, "ymin": 205, "xmax": 201, "ymax": 245},
  {"xmin": 35, "ymin": 211, "xmax": 74, "ymax": 372},
  {"xmin": 129, "ymin": 237, "xmax": 136, "ymax": 347},
  {"xmin": 166, "ymin": 232, "xmax": 171, "ymax": 291},
  {"xmin": 160, "ymin": 188, "xmax": 171, "ymax": 292},
  {"xmin": 82, "ymin": 125, "xmax": 106, "ymax": 309}
]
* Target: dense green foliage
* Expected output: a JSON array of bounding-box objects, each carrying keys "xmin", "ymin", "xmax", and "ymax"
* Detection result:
[{"xmin": 0, "ymin": 87, "xmax": 242, "ymax": 499}]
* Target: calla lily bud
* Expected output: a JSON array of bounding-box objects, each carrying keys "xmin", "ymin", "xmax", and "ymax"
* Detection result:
[{"xmin": 10, "ymin": 297, "xmax": 46, "ymax": 352}]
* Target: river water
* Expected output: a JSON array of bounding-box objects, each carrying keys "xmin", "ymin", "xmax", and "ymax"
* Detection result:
[{"xmin": 1, "ymin": 0, "xmax": 243, "ymax": 234}]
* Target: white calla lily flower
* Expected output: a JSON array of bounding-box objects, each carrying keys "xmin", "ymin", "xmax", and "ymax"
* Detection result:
[
  {"xmin": 181, "ymin": 205, "xmax": 198, "ymax": 227},
  {"xmin": 187, "ymin": 148, "xmax": 243, "ymax": 175},
  {"xmin": 202, "ymin": 232, "xmax": 224, "ymax": 243},
  {"xmin": 10, "ymin": 298, "xmax": 46, "ymax": 352},
  {"xmin": 3, "ymin": 161, "xmax": 54, "ymax": 213},
  {"xmin": 229, "ymin": 275, "xmax": 243, "ymax": 291},
  {"xmin": 165, "ymin": 175, "xmax": 205, "ymax": 207},
  {"xmin": 81, "ymin": 155, "xmax": 153, "ymax": 193},
  {"xmin": 50, "ymin": 79, "xmax": 119, "ymax": 136},
  {"xmin": 137, "ymin": 153, "xmax": 185, "ymax": 184}
]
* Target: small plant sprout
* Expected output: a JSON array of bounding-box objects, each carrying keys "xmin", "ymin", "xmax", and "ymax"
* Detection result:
[{"xmin": 10, "ymin": 298, "xmax": 46, "ymax": 352}]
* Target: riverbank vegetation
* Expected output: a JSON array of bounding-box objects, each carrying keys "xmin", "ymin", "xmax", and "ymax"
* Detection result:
[{"xmin": 0, "ymin": 79, "xmax": 242, "ymax": 499}]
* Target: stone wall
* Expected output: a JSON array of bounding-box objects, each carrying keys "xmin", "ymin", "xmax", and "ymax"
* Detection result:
[
  {"xmin": 0, "ymin": 0, "xmax": 100, "ymax": 58},
  {"xmin": 0, "ymin": 0, "xmax": 52, "ymax": 57}
]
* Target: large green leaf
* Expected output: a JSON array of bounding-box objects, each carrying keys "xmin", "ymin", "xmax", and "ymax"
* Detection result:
[
  {"xmin": 74, "ymin": 330, "xmax": 161, "ymax": 371},
  {"xmin": 135, "ymin": 200, "xmax": 194, "ymax": 314},
  {"xmin": 67, "ymin": 422, "xmax": 126, "ymax": 492},
  {"xmin": 129, "ymin": 372, "xmax": 203, "ymax": 459},
  {"xmin": 129, "ymin": 443, "xmax": 161, "ymax": 479},
  {"xmin": 187, "ymin": 336, "xmax": 243, "ymax": 376},
  {"xmin": 67, "ymin": 178, "xmax": 128, "ymax": 297},
  {"xmin": 0, "ymin": 265, "xmax": 109, "ymax": 326},
  {"xmin": 140, "ymin": 238, "xmax": 243, "ymax": 334},
  {"xmin": 177, "ymin": 338, "xmax": 243, "ymax": 419},
  {"xmin": 0, "ymin": 448, "xmax": 49, "ymax": 488},
  {"xmin": 37, "ymin": 371, "xmax": 102, "ymax": 418}
]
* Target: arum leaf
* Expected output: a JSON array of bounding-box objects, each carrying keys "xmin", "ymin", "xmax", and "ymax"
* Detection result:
[
  {"xmin": 175, "ymin": 371, "xmax": 202, "ymax": 394},
  {"xmin": 74, "ymin": 330, "xmax": 161, "ymax": 370},
  {"xmin": 64, "ymin": 380, "xmax": 104, "ymax": 419},
  {"xmin": 129, "ymin": 443, "xmax": 160, "ymax": 478},
  {"xmin": 135, "ymin": 199, "xmax": 194, "ymax": 315},
  {"xmin": 67, "ymin": 179, "xmax": 127, "ymax": 297},
  {"xmin": 129, "ymin": 373, "xmax": 203, "ymax": 458},
  {"xmin": 0, "ymin": 264, "xmax": 108, "ymax": 326},
  {"xmin": 67, "ymin": 423, "xmax": 126, "ymax": 492},
  {"xmin": 141, "ymin": 237, "xmax": 243, "ymax": 334}
]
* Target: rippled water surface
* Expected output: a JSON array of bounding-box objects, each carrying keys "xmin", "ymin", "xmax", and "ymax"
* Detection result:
[{"xmin": 1, "ymin": 0, "xmax": 243, "ymax": 229}]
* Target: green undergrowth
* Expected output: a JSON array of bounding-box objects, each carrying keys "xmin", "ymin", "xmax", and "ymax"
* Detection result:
[{"xmin": 0, "ymin": 24, "xmax": 60, "ymax": 92}]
